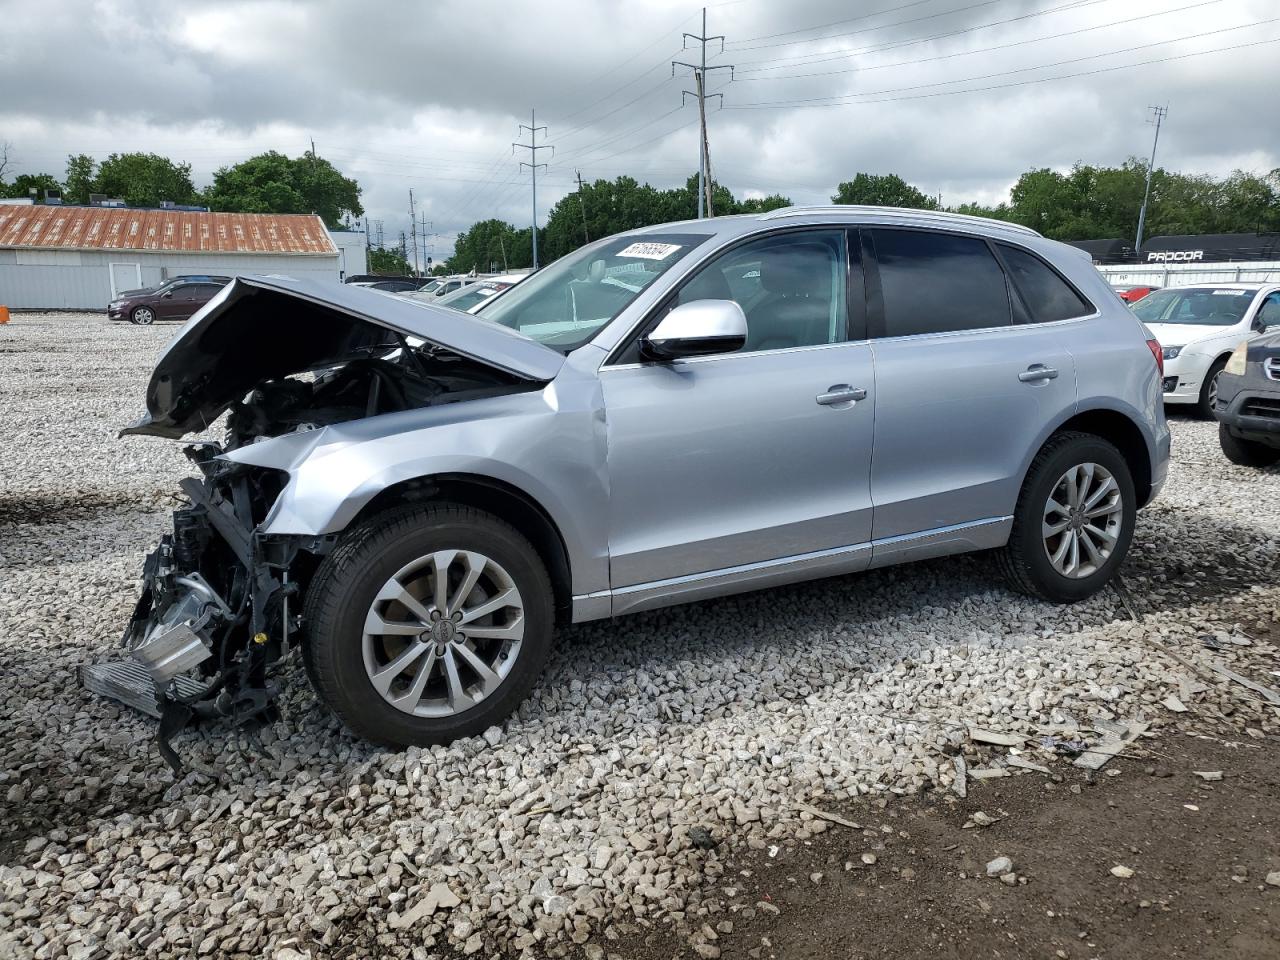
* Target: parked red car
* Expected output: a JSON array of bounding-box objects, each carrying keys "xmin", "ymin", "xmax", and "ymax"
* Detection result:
[
  {"xmin": 1113, "ymin": 284, "xmax": 1160, "ymax": 304},
  {"xmin": 108, "ymin": 276, "xmax": 230, "ymax": 325}
]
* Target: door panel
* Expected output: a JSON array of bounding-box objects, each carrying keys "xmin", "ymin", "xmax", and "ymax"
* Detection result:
[
  {"xmin": 869, "ymin": 326, "xmax": 1076, "ymax": 541},
  {"xmin": 601, "ymin": 344, "xmax": 876, "ymax": 588}
]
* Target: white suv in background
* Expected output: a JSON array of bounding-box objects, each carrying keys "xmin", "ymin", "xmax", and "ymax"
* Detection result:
[{"xmin": 1134, "ymin": 283, "xmax": 1280, "ymax": 416}]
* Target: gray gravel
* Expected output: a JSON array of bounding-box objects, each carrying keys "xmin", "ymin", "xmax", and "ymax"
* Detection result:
[{"xmin": 2, "ymin": 313, "xmax": 1278, "ymax": 959}]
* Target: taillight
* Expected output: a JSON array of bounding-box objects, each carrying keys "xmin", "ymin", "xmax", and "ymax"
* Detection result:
[{"xmin": 1146, "ymin": 338, "xmax": 1164, "ymax": 376}]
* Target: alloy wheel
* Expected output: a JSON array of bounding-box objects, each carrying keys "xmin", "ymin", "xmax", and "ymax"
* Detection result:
[
  {"xmin": 1041, "ymin": 462, "xmax": 1124, "ymax": 579},
  {"xmin": 361, "ymin": 550, "xmax": 525, "ymax": 717},
  {"xmin": 1207, "ymin": 371, "xmax": 1221, "ymax": 410},
  {"xmin": 132, "ymin": 307, "xmax": 154, "ymax": 325}
]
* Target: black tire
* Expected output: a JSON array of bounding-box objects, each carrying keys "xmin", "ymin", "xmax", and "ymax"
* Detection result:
[
  {"xmin": 302, "ymin": 503, "xmax": 554, "ymax": 747},
  {"xmin": 998, "ymin": 431, "xmax": 1136, "ymax": 603},
  {"xmin": 1197, "ymin": 356, "xmax": 1228, "ymax": 419},
  {"xmin": 130, "ymin": 305, "xmax": 155, "ymax": 325},
  {"xmin": 1219, "ymin": 422, "xmax": 1280, "ymax": 467}
]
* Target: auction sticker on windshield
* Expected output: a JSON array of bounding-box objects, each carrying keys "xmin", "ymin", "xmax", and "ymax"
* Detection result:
[{"xmin": 618, "ymin": 242, "xmax": 682, "ymax": 260}]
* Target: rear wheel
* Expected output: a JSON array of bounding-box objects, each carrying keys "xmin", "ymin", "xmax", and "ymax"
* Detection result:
[
  {"xmin": 998, "ymin": 432, "xmax": 1136, "ymax": 602},
  {"xmin": 130, "ymin": 305, "xmax": 155, "ymax": 325},
  {"xmin": 1197, "ymin": 357, "xmax": 1227, "ymax": 418},
  {"xmin": 303, "ymin": 503, "xmax": 554, "ymax": 747},
  {"xmin": 1219, "ymin": 423, "xmax": 1280, "ymax": 467}
]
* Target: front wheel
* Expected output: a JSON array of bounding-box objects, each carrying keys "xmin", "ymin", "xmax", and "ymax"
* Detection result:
[
  {"xmin": 130, "ymin": 305, "xmax": 155, "ymax": 325},
  {"xmin": 998, "ymin": 432, "xmax": 1136, "ymax": 602},
  {"xmin": 1219, "ymin": 423, "xmax": 1280, "ymax": 467},
  {"xmin": 1197, "ymin": 357, "xmax": 1227, "ymax": 418},
  {"xmin": 302, "ymin": 503, "xmax": 554, "ymax": 747}
]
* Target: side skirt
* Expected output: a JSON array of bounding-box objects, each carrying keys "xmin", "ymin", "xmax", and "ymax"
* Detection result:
[{"xmin": 570, "ymin": 516, "xmax": 1012, "ymax": 622}]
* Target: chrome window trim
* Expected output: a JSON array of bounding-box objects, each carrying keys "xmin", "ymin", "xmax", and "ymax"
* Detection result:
[{"xmin": 598, "ymin": 335, "xmax": 874, "ymax": 374}]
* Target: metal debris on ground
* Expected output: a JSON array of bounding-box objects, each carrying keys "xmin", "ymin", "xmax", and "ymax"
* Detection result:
[
  {"xmin": 1006, "ymin": 755, "xmax": 1051, "ymax": 774},
  {"xmin": 795, "ymin": 802, "xmax": 860, "ymax": 830},
  {"xmin": 1073, "ymin": 721, "xmax": 1150, "ymax": 771},
  {"xmin": 1193, "ymin": 770, "xmax": 1224, "ymax": 781},
  {"xmin": 968, "ymin": 726, "xmax": 1026, "ymax": 747},
  {"xmin": 1205, "ymin": 662, "xmax": 1280, "ymax": 708},
  {"xmin": 1041, "ymin": 735, "xmax": 1088, "ymax": 756},
  {"xmin": 953, "ymin": 755, "xmax": 968, "ymax": 799}
]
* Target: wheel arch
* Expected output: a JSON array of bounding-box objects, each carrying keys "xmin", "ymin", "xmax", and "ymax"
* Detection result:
[
  {"xmin": 345, "ymin": 473, "xmax": 575, "ymax": 624},
  {"xmin": 1043, "ymin": 408, "xmax": 1154, "ymax": 507}
]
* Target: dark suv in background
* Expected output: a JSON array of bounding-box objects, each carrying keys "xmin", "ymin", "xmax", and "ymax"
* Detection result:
[{"xmin": 108, "ymin": 276, "xmax": 231, "ymax": 325}]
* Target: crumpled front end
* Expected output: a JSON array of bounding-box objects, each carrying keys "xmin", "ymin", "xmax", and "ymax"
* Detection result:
[{"xmin": 85, "ymin": 444, "xmax": 319, "ymax": 770}]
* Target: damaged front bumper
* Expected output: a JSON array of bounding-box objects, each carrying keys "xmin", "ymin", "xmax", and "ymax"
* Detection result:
[{"xmin": 83, "ymin": 444, "xmax": 322, "ymax": 770}]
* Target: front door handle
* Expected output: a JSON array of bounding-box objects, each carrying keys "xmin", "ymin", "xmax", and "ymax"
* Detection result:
[
  {"xmin": 1019, "ymin": 364, "xmax": 1059, "ymax": 383},
  {"xmin": 816, "ymin": 385, "xmax": 868, "ymax": 406}
]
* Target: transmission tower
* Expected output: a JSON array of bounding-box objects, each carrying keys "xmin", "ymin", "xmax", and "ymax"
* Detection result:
[
  {"xmin": 513, "ymin": 110, "xmax": 553, "ymax": 270},
  {"xmin": 674, "ymin": 7, "xmax": 733, "ymax": 218}
]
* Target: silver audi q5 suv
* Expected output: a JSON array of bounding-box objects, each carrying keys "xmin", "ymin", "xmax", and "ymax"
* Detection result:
[{"xmin": 109, "ymin": 206, "xmax": 1170, "ymax": 755}]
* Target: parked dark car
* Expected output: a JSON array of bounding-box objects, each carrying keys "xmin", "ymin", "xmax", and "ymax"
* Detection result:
[
  {"xmin": 1214, "ymin": 326, "xmax": 1280, "ymax": 467},
  {"xmin": 109, "ymin": 277, "xmax": 231, "ymax": 325}
]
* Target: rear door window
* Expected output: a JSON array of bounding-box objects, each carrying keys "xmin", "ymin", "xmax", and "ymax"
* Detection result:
[
  {"xmin": 997, "ymin": 244, "xmax": 1091, "ymax": 323},
  {"xmin": 870, "ymin": 229, "xmax": 1011, "ymax": 337}
]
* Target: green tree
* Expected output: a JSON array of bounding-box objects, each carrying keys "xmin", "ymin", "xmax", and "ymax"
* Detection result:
[
  {"xmin": 1, "ymin": 172, "xmax": 62, "ymax": 200},
  {"xmin": 368, "ymin": 246, "xmax": 411, "ymax": 275},
  {"xmin": 205, "ymin": 150, "xmax": 363, "ymax": 227},
  {"xmin": 832, "ymin": 173, "xmax": 939, "ymax": 209},
  {"xmin": 64, "ymin": 154, "xmax": 97, "ymax": 204},
  {"xmin": 737, "ymin": 193, "xmax": 792, "ymax": 214},
  {"xmin": 93, "ymin": 152, "xmax": 199, "ymax": 207}
]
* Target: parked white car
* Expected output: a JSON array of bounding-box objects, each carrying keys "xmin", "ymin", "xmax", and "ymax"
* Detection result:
[
  {"xmin": 1132, "ymin": 283, "xmax": 1280, "ymax": 416},
  {"xmin": 433, "ymin": 273, "xmax": 527, "ymax": 314}
]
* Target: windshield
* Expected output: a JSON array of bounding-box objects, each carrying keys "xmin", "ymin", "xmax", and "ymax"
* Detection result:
[
  {"xmin": 480, "ymin": 233, "xmax": 711, "ymax": 352},
  {"xmin": 1132, "ymin": 287, "xmax": 1257, "ymax": 326},
  {"xmin": 440, "ymin": 283, "xmax": 506, "ymax": 312}
]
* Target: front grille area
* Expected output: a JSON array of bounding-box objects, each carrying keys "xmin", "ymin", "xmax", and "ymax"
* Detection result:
[
  {"xmin": 1265, "ymin": 357, "xmax": 1280, "ymax": 382},
  {"xmin": 1242, "ymin": 396, "xmax": 1280, "ymax": 420}
]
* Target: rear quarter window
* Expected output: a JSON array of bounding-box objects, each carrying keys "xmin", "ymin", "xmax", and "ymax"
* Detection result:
[{"xmin": 998, "ymin": 244, "xmax": 1092, "ymax": 323}]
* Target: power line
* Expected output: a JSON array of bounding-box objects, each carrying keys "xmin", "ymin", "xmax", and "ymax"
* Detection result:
[
  {"xmin": 727, "ymin": 0, "xmax": 999, "ymax": 49},
  {"xmin": 733, "ymin": 0, "xmax": 1226, "ymax": 82},
  {"xmin": 728, "ymin": 20, "xmax": 1280, "ymax": 108},
  {"xmin": 733, "ymin": 0, "xmax": 1107, "ymax": 71},
  {"xmin": 723, "ymin": 33, "xmax": 1280, "ymax": 110}
]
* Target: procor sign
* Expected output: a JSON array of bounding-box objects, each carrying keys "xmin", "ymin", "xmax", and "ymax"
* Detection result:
[{"xmin": 1147, "ymin": 249, "xmax": 1205, "ymax": 262}]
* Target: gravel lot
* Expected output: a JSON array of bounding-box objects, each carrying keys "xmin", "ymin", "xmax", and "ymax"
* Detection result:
[{"xmin": 2, "ymin": 313, "xmax": 1278, "ymax": 960}]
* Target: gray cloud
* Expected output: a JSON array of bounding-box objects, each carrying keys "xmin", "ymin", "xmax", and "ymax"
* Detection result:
[{"xmin": 2, "ymin": 0, "xmax": 1277, "ymax": 258}]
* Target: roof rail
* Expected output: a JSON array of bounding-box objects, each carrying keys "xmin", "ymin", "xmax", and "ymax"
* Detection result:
[{"xmin": 760, "ymin": 204, "xmax": 1041, "ymax": 238}]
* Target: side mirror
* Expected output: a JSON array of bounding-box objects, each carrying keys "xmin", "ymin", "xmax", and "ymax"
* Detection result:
[
  {"xmin": 1253, "ymin": 316, "xmax": 1267, "ymax": 333},
  {"xmin": 641, "ymin": 299, "xmax": 748, "ymax": 361},
  {"xmin": 161, "ymin": 290, "xmax": 173, "ymax": 299}
]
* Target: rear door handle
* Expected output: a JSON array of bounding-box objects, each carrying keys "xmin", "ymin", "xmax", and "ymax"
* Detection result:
[
  {"xmin": 1019, "ymin": 364, "xmax": 1059, "ymax": 383},
  {"xmin": 816, "ymin": 385, "xmax": 868, "ymax": 406}
]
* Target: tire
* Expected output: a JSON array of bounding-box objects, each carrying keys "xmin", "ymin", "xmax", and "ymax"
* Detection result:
[
  {"xmin": 130, "ymin": 305, "xmax": 155, "ymax": 325},
  {"xmin": 1197, "ymin": 356, "xmax": 1227, "ymax": 419},
  {"xmin": 302, "ymin": 503, "xmax": 554, "ymax": 747},
  {"xmin": 998, "ymin": 431, "xmax": 1136, "ymax": 603},
  {"xmin": 1219, "ymin": 422, "xmax": 1280, "ymax": 467}
]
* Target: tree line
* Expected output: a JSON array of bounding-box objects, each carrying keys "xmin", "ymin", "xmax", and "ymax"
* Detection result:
[
  {"xmin": 0, "ymin": 148, "xmax": 363, "ymax": 229},
  {"xmin": 443, "ymin": 161, "xmax": 1280, "ymax": 274}
]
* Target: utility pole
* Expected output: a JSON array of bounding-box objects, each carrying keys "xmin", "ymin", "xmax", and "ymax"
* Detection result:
[
  {"xmin": 513, "ymin": 110, "xmax": 552, "ymax": 270},
  {"xmin": 1135, "ymin": 104, "xmax": 1168, "ymax": 254},
  {"xmin": 420, "ymin": 213, "xmax": 433, "ymax": 272},
  {"xmin": 408, "ymin": 189, "xmax": 419, "ymax": 277},
  {"xmin": 575, "ymin": 169, "xmax": 590, "ymax": 244},
  {"xmin": 674, "ymin": 8, "xmax": 733, "ymax": 219}
]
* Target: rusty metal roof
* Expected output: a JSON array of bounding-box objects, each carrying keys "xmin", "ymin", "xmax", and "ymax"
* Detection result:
[{"xmin": 0, "ymin": 206, "xmax": 336, "ymax": 256}]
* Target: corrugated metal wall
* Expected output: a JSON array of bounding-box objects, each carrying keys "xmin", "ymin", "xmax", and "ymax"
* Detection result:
[{"xmin": 0, "ymin": 250, "xmax": 341, "ymax": 309}]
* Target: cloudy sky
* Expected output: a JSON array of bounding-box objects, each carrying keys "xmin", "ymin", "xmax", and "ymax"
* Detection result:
[{"xmin": 2, "ymin": 0, "xmax": 1278, "ymax": 259}]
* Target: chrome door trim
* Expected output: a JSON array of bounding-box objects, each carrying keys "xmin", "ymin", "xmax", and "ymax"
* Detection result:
[
  {"xmin": 600, "ymin": 336, "xmax": 874, "ymax": 373},
  {"xmin": 568, "ymin": 516, "xmax": 1014, "ymax": 621}
]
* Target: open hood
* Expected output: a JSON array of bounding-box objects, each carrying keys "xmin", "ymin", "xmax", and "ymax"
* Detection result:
[{"xmin": 121, "ymin": 275, "xmax": 565, "ymax": 439}]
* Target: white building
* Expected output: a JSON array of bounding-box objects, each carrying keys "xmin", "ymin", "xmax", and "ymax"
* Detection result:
[{"xmin": 0, "ymin": 206, "xmax": 344, "ymax": 309}]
